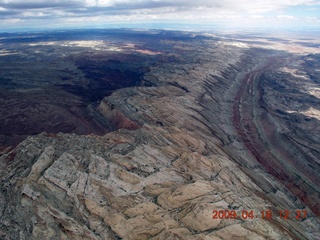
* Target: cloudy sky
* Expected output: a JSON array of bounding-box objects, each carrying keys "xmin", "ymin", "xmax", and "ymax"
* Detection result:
[{"xmin": 0, "ymin": 0, "xmax": 319, "ymax": 32}]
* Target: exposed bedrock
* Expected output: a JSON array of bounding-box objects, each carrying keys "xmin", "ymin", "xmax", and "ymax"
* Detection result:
[
  {"xmin": 1, "ymin": 41, "xmax": 320, "ymax": 239},
  {"xmin": 226, "ymin": 54, "xmax": 320, "ymax": 216},
  {"xmin": 0, "ymin": 48, "xmax": 157, "ymax": 154}
]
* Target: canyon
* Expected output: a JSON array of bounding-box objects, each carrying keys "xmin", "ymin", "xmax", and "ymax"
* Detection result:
[{"xmin": 0, "ymin": 29, "xmax": 320, "ymax": 239}]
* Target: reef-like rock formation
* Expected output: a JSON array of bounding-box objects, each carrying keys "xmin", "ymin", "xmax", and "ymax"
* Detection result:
[{"xmin": 1, "ymin": 31, "xmax": 320, "ymax": 239}]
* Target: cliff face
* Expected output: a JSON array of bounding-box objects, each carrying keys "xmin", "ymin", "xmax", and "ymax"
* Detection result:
[{"xmin": 1, "ymin": 33, "xmax": 320, "ymax": 240}]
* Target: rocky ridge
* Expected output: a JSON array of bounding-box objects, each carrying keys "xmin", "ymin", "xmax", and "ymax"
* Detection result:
[{"xmin": 1, "ymin": 36, "xmax": 320, "ymax": 239}]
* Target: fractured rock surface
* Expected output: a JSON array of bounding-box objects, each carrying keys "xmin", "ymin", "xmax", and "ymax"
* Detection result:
[{"xmin": 1, "ymin": 30, "xmax": 320, "ymax": 239}]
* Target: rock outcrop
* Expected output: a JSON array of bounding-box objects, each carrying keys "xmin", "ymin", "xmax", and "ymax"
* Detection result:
[{"xmin": 1, "ymin": 31, "xmax": 320, "ymax": 239}]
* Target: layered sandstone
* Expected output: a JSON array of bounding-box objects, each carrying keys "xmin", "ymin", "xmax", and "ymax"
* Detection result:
[{"xmin": 1, "ymin": 31, "xmax": 320, "ymax": 240}]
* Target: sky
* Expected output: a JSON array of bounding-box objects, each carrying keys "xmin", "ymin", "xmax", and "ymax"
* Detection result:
[{"xmin": 0, "ymin": 0, "xmax": 320, "ymax": 32}]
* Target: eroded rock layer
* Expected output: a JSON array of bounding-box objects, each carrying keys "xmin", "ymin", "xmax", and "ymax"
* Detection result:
[{"xmin": 1, "ymin": 30, "xmax": 320, "ymax": 239}]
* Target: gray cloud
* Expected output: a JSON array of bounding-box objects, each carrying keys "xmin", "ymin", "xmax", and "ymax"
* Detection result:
[
  {"xmin": 0, "ymin": 0, "xmax": 319, "ymax": 29},
  {"xmin": 108, "ymin": 0, "xmax": 223, "ymax": 9},
  {"xmin": 0, "ymin": 0, "xmax": 189, "ymax": 20},
  {"xmin": 0, "ymin": 0, "xmax": 227, "ymax": 13},
  {"xmin": 0, "ymin": 0, "xmax": 317, "ymax": 11},
  {"xmin": 0, "ymin": 0, "xmax": 82, "ymax": 9},
  {"xmin": 0, "ymin": 9, "xmax": 18, "ymax": 16}
]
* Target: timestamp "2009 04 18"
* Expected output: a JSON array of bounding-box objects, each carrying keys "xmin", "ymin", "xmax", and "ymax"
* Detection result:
[{"xmin": 212, "ymin": 209, "xmax": 307, "ymax": 220}]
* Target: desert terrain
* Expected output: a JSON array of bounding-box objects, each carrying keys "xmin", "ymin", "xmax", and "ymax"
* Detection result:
[{"xmin": 0, "ymin": 29, "xmax": 320, "ymax": 239}]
